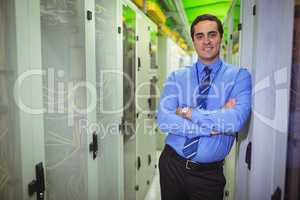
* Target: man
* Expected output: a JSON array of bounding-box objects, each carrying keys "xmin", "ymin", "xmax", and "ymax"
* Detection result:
[{"xmin": 156, "ymin": 14, "xmax": 252, "ymax": 200}]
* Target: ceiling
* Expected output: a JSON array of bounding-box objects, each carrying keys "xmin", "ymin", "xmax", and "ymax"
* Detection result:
[
  {"xmin": 131, "ymin": 0, "xmax": 240, "ymax": 50},
  {"xmin": 182, "ymin": 0, "xmax": 233, "ymax": 24},
  {"xmin": 183, "ymin": 0, "xmax": 240, "ymax": 39},
  {"xmin": 158, "ymin": 0, "xmax": 240, "ymax": 49}
]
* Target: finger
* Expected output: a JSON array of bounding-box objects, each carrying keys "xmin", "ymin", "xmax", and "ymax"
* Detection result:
[
  {"xmin": 232, "ymin": 99, "xmax": 236, "ymax": 105},
  {"xmin": 224, "ymin": 101, "xmax": 231, "ymax": 108},
  {"xmin": 226, "ymin": 99, "xmax": 236, "ymax": 108},
  {"xmin": 211, "ymin": 131, "xmax": 219, "ymax": 135},
  {"xmin": 230, "ymin": 99, "xmax": 236, "ymax": 107}
]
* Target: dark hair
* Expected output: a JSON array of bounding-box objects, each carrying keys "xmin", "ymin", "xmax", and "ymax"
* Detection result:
[{"xmin": 190, "ymin": 14, "xmax": 223, "ymax": 40}]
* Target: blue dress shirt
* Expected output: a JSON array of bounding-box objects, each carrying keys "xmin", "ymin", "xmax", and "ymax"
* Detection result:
[{"xmin": 156, "ymin": 58, "xmax": 252, "ymax": 163}]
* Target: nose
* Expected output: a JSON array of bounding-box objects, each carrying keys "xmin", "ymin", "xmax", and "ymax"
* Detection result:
[{"xmin": 203, "ymin": 36, "xmax": 211, "ymax": 44}]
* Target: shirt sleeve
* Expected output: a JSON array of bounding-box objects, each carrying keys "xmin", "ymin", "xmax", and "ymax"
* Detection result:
[
  {"xmin": 156, "ymin": 72, "xmax": 211, "ymax": 138},
  {"xmin": 191, "ymin": 68, "xmax": 252, "ymax": 135}
]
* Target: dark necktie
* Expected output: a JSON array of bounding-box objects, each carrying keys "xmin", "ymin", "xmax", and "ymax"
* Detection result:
[{"xmin": 182, "ymin": 66, "xmax": 212, "ymax": 159}]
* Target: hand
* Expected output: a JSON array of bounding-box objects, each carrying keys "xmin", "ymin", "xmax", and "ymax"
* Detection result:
[
  {"xmin": 176, "ymin": 107, "xmax": 183, "ymax": 115},
  {"xmin": 210, "ymin": 130, "xmax": 220, "ymax": 135},
  {"xmin": 211, "ymin": 99, "xmax": 236, "ymax": 136},
  {"xmin": 176, "ymin": 107, "xmax": 182, "ymax": 115},
  {"xmin": 176, "ymin": 107, "xmax": 192, "ymax": 120},
  {"xmin": 224, "ymin": 98, "xmax": 236, "ymax": 109}
]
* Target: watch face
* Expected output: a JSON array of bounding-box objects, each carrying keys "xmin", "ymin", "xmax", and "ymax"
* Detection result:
[{"xmin": 182, "ymin": 107, "xmax": 188, "ymax": 113}]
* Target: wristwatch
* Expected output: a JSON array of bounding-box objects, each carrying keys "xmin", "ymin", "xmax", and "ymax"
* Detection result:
[{"xmin": 181, "ymin": 107, "xmax": 189, "ymax": 117}]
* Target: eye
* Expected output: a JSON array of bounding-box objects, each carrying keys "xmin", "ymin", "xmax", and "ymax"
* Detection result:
[
  {"xmin": 195, "ymin": 34, "xmax": 203, "ymax": 40},
  {"xmin": 209, "ymin": 32, "xmax": 218, "ymax": 38}
]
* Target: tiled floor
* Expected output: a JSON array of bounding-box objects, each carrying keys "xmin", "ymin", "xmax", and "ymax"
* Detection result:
[{"xmin": 144, "ymin": 151, "xmax": 162, "ymax": 200}]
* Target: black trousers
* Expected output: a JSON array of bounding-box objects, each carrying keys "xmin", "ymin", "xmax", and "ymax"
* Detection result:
[{"xmin": 159, "ymin": 145, "xmax": 226, "ymax": 200}]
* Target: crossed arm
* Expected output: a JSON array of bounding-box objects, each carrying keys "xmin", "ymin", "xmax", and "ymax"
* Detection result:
[
  {"xmin": 176, "ymin": 99, "xmax": 236, "ymax": 135},
  {"xmin": 156, "ymin": 69, "xmax": 252, "ymax": 138}
]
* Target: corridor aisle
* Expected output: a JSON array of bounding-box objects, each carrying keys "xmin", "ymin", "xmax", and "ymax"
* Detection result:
[{"xmin": 144, "ymin": 152, "xmax": 161, "ymax": 200}]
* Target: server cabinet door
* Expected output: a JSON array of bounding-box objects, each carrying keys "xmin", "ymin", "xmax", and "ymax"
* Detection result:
[
  {"xmin": 145, "ymin": 21, "xmax": 158, "ymax": 188},
  {"xmin": 223, "ymin": 2, "xmax": 241, "ymax": 200},
  {"xmin": 135, "ymin": 12, "xmax": 152, "ymax": 200},
  {"xmin": 0, "ymin": 0, "xmax": 46, "ymax": 199},
  {"xmin": 236, "ymin": 0, "xmax": 256, "ymax": 199},
  {"xmin": 122, "ymin": 3, "xmax": 138, "ymax": 200},
  {"xmin": 248, "ymin": 0, "xmax": 293, "ymax": 199},
  {"xmin": 95, "ymin": 0, "xmax": 124, "ymax": 199},
  {"xmin": 0, "ymin": 0, "xmax": 27, "ymax": 199},
  {"xmin": 40, "ymin": 0, "xmax": 98, "ymax": 199}
]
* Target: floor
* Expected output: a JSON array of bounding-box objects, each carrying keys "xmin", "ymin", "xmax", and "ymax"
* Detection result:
[{"xmin": 144, "ymin": 151, "xmax": 162, "ymax": 200}]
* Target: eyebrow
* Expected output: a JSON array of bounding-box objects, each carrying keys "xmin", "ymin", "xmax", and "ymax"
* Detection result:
[{"xmin": 194, "ymin": 30, "xmax": 218, "ymax": 36}]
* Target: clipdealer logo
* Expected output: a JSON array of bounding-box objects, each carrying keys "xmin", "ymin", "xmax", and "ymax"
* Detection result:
[{"xmin": 252, "ymin": 67, "xmax": 290, "ymax": 133}]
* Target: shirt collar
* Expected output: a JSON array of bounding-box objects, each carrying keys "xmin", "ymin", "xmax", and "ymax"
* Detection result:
[{"xmin": 196, "ymin": 57, "xmax": 222, "ymax": 76}]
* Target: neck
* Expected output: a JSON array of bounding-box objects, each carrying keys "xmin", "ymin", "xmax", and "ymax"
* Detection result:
[{"xmin": 198, "ymin": 56, "xmax": 220, "ymax": 66}]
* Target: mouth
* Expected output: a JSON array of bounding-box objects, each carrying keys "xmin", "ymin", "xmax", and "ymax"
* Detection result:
[{"xmin": 203, "ymin": 47, "xmax": 214, "ymax": 52}]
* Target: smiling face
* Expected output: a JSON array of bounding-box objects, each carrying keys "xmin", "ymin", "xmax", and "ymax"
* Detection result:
[{"xmin": 192, "ymin": 20, "xmax": 222, "ymax": 65}]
